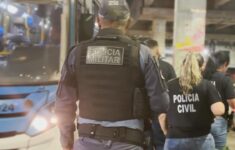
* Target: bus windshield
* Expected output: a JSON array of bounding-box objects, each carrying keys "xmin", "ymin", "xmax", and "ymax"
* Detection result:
[{"xmin": 0, "ymin": 1, "xmax": 62, "ymax": 85}]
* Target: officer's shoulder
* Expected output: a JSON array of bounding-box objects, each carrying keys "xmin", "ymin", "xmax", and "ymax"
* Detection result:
[
  {"xmin": 129, "ymin": 35, "xmax": 141, "ymax": 43},
  {"xmin": 197, "ymin": 78, "xmax": 208, "ymax": 86},
  {"xmin": 67, "ymin": 44, "xmax": 78, "ymax": 55},
  {"xmin": 119, "ymin": 35, "xmax": 140, "ymax": 47},
  {"xmin": 202, "ymin": 78, "xmax": 218, "ymax": 88},
  {"xmin": 224, "ymin": 73, "xmax": 233, "ymax": 81},
  {"xmin": 198, "ymin": 79, "xmax": 214, "ymax": 91},
  {"xmin": 69, "ymin": 39, "xmax": 94, "ymax": 52},
  {"xmin": 139, "ymin": 44, "xmax": 151, "ymax": 53},
  {"xmin": 159, "ymin": 59, "xmax": 173, "ymax": 67},
  {"xmin": 78, "ymin": 39, "xmax": 95, "ymax": 46},
  {"xmin": 159, "ymin": 59, "xmax": 167, "ymax": 65}
]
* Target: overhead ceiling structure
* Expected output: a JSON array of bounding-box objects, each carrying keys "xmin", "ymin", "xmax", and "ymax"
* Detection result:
[
  {"xmin": 128, "ymin": 0, "xmax": 235, "ymax": 42},
  {"xmin": 214, "ymin": 0, "xmax": 231, "ymax": 8},
  {"xmin": 14, "ymin": 0, "xmax": 59, "ymax": 4}
]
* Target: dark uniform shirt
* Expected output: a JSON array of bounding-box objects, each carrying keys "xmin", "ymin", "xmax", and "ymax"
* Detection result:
[
  {"xmin": 158, "ymin": 59, "xmax": 176, "ymax": 82},
  {"xmin": 55, "ymin": 28, "xmax": 169, "ymax": 148},
  {"xmin": 210, "ymin": 72, "xmax": 235, "ymax": 115},
  {"xmin": 167, "ymin": 78, "xmax": 221, "ymax": 138},
  {"xmin": 151, "ymin": 57, "xmax": 176, "ymax": 147}
]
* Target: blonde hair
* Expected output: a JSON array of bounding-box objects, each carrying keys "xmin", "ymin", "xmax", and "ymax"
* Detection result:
[{"xmin": 179, "ymin": 52, "xmax": 203, "ymax": 94}]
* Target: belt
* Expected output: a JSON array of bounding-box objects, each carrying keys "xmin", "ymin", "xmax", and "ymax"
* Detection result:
[{"xmin": 78, "ymin": 124, "xmax": 145, "ymax": 147}]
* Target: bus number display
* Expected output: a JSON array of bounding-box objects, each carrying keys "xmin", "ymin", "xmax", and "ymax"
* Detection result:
[{"xmin": 0, "ymin": 104, "xmax": 15, "ymax": 113}]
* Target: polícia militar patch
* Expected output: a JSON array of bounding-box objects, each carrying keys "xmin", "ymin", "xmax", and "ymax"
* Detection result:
[{"xmin": 86, "ymin": 46, "xmax": 124, "ymax": 65}]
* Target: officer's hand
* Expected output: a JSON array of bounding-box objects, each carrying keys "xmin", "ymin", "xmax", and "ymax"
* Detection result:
[{"xmin": 158, "ymin": 113, "xmax": 168, "ymax": 135}]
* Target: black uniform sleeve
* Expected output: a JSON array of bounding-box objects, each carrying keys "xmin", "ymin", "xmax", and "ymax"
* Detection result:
[
  {"xmin": 55, "ymin": 47, "xmax": 78, "ymax": 149},
  {"xmin": 224, "ymin": 76, "xmax": 235, "ymax": 100},
  {"xmin": 140, "ymin": 45, "xmax": 169, "ymax": 115},
  {"xmin": 167, "ymin": 63, "xmax": 177, "ymax": 80},
  {"xmin": 207, "ymin": 81, "xmax": 222, "ymax": 105},
  {"xmin": 159, "ymin": 60, "xmax": 176, "ymax": 82}
]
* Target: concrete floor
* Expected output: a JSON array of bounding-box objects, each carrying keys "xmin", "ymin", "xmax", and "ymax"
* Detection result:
[{"xmin": 227, "ymin": 130, "xmax": 235, "ymax": 150}]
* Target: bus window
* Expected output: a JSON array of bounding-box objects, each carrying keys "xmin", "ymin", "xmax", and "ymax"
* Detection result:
[{"xmin": 0, "ymin": 1, "xmax": 62, "ymax": 85}]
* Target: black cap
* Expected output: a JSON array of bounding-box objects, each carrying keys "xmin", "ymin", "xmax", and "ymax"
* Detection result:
[{"xmin": 98, "ymin": 0, "xmax": 130, "ymax": 21}]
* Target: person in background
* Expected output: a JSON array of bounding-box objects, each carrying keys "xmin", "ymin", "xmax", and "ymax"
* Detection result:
[
  {"xmin": 55, "ymin": 0, "xmax": 169, "ymax": 150},
  {"xmin": 203, "ymin": 51, "xmax": 235, "ymax": 150},
  {"xmin": 141, "ymin": 38, "xmax": 176, "ymax": 150},
  {"xmin": 163, "ymin": 52, "xmax": 224, "ymax": 150},
  {"xmin": 142, "ymin": 38, "xmax": 176, "ymax": 82}
]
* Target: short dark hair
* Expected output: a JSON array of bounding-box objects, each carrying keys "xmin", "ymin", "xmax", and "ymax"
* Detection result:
[
  {"xmin": 213, "ymin": 51, "xmax": 230, "ymax": 67},
  {"xmin": 203, "ymin": 51, "xmax": 230, "ymax": 79}
]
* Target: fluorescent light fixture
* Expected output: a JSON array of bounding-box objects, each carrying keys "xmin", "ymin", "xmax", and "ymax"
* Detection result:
[{"xmin": 7, "ymin": 5, "xmax": 18, "ymax": 14}]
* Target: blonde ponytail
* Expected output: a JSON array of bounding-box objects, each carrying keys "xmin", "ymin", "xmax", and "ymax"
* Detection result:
[{"xmin": 179, "ymin": 53, "xmax": 203, "ymax": 94}]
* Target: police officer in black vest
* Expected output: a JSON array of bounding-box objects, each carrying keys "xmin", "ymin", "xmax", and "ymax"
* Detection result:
[
  {"xmin": 55, "ymin": 0, "xmax": 169, "ymax": 150},
  {"xmin": 142, "ymin": 38, "xmax": 176, "ymax": 82},
  {"xmin": 141, "ymin": 38, "xmax": 176, "ymax": 150}
]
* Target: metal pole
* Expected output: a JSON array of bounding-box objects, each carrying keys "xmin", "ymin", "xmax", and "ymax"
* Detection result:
[
  {"xmin": 69, "ymin": 0, "xmax": 76, "ymax": 46},
  {"xmin": 60, "ymin": 0, "xmax": 70, "ymax": 71}
]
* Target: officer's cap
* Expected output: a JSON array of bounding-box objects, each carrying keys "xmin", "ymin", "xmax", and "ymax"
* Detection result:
[{"xmin": 98, "ymin": 0, "xmax": 130, "ymax": 21}]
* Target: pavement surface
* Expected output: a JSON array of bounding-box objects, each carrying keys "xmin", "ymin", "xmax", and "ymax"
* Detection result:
[{"xmin": 227, "ymin": 130, "xmax": 235, "ymax": 150}]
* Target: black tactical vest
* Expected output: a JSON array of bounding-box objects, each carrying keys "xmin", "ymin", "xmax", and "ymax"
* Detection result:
[{"xmin": 75, "ymin": 35, "xmax": 149, "ymax": 121}]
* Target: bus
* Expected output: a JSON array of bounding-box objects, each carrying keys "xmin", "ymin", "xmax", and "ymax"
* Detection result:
[{"xmin": 0, "ymin": 0, "xmax": 98, "ymax": 149}]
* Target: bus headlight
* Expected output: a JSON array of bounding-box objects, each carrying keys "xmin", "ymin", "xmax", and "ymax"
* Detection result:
[
  {"xmin": 31, "ymin": 116, "xmax": 49, "ymax": 132},
  {"xmin": 26, "ymin": 103, "xmax": 57, "ymax": 136}
]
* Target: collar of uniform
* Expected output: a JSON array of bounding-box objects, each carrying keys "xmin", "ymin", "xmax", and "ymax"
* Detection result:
[{"xmin": 97, "ymin": 28, "xmax": 125, "ymax": 36}]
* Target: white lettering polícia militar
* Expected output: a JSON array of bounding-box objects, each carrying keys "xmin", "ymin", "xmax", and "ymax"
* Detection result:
[{"xmin": 86, "ymin": 46, "xmax": 124, "ymax": 65}]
